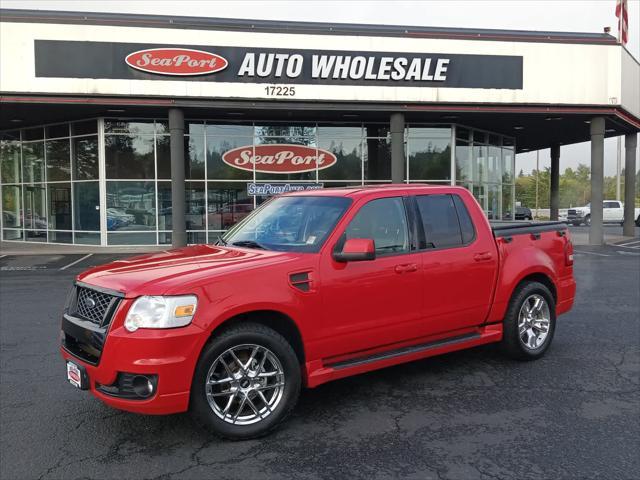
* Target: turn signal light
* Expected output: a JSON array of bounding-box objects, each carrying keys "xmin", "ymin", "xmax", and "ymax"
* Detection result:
[{"xmin": 174, "ymin": 305, "xmax": 196, "ymax": 317}]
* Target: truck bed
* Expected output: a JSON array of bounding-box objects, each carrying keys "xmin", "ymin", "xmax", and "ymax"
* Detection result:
[{"xmin": 490, "ymin": 220, "xmax": 567, "ymax": 238}]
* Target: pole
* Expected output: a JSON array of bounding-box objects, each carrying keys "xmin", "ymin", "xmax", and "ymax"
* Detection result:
[
  {"xmin": 169, "ymin": 108, "xmax": 187, "ymax": 248},
  {"xmin": 616, "ymin": 136, "xmax": 622, "ymax": 200},
  {"xmin": 535, "ymin": 150, "xmax": 539, "ymax": 219},
  {"xmin": 623, "ymin": 133, "xmax": 637, "ymax": 236}
]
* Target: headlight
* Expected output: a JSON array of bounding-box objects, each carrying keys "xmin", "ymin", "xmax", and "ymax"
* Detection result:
[{"xmin": 124, "ymin": 295, "xmax": 198, "ymax": 332}]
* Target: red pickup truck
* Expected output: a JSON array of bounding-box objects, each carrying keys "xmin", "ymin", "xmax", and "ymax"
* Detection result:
[{"xmin": 61, "ymin": 185, "xmax": 575, "ymax": 439}]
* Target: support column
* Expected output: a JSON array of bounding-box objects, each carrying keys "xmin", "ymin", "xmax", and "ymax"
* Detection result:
[
  {"xmin": 169, "ymin": 108, "xmax": 186, "ymax": 248},
  {"xmin": 623, "ymin": 133, "xmax": 638, "ymax": 236},
  {"xmin": 550, "ymin": 144, "xmax": 560, "ymax": 221},
  {"xmin": 390, "ymin": 113, "xmax": 405, "ymax": 184},
  {"xmin": 589, "ymin": 117, "xmax": 605, "ymax": 245}
]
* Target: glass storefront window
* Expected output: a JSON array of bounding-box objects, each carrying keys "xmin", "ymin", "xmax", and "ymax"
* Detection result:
[
  {"xmin": 185, "ymin": 135, "xmax": 205, "ymax": 179},
  {"xmin": 2, "ymin": 185, "xmax": 22, "ymax": 228},
  {"xmin": 73, "ymin": 182, "xmax": 100, "ymax": 231},
  {"xmin": 46, "ymin": 123, "xmax": 69, "ymax": 139},
  {"xmin": 0, "ymin": 139, "xmax": 21, "ymax": 184},
  {"xmin": 105, "ymin": 135, "xmax": 155, "ymax": 179},
  {"xmin": 104, "ymin": 120, "xmax": 155, "ymax": 135},
  {"xmin": 408, "ymin": 137, "xmax": 451, "ymax": 181},
  {"xmin": 22, "ymin": 142, "xmax": 45, "ymax": 183},
  {"xmin": 254, "ymin": 125, "xmax": 316, "ymax": 138},
  {"xmin": 186, "ymin": 182, "xmax": 206, "ymax": 230},
  {"xmin": 206, "ymin": 136, "xmax": 253, "ymax": 180},
  {"xmin": 207, "ymin": 182, "xmax": 252, "ymax": 231},
  {"xmin": 487, "ymin": 146, "xmax": 502, "ymax": 184},
  {"xmin": 49, "ymin": 231, "xmax": 72, "ymax": 244},
  {"xmin": 23, "ymin": 185, "xmax": 46, "ymax": 230},
  {"xmin": 156, "ymin": 135, "xmax": 171, "ymax": 179},
  {"xmin": 47, "ymin": 183, "xmax": 72, "ymax": 230},
  {"xmin": 317, "ymin": 126, "xmax": 362, "ymax": 138},
  {"xmin": 1, "ymin": 119, "xmax": 515, "ymax": 246},
  {"xmin": 502, "ymin": 147, "xmax": 514, "ymax": 184},
  {"xmin": 70, "ymin": 120, "xmax": 98, "ymax": 136},
  {"xmin": 205, "ymin": 124, "xmax": 253, "ymax": 137},
  {"xmin": 106, "ymin": 181, "xmax": 156, "ymax": 231},
  {"xmin": 455, "ymin": 139, "xmax": 471, "ymax": 183},
  {"xmin": 318, "ymin": 137, "xmax": 362, "ymax": 181},
  {"xmin": 46, "ymin": 138, "xmax": 71, "ymax": 182},
  {"xmin": 364, "ymin": 137, "xmax": 391, "ymax": 181},
  {"xmin": 72, "ymin": 136, "xmax": 99, "ymax": 180}
]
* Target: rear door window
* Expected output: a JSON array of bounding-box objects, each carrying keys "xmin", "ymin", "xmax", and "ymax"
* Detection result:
[{"xmin": 416, "ymin": 194, "xmax": 475, "ymax": 248}]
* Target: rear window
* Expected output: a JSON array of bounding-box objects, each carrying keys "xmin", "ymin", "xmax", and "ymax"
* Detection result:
[{"xmin": 416, "ymin": 194, "xmax": 475, "ymax": 248}]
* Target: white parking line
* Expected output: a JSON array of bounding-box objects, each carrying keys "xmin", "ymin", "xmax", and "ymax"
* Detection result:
[
  {"xmin": 616, "ymin": 240, "xmax": 640, "ymax": 247},
  {"xmin": 59, "ymin": 254, "xmax": 93, "ymax": 271},
  {"xmin": 573, "ymin": 250, "xmax": 610, "ymax": 257}
]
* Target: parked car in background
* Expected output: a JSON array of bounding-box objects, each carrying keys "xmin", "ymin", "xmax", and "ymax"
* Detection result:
[
  {"xmin": 501, "ymin": 207, "xmax": 532, "ymax": 221},
  {"xmin": 567, "ymin": 201, "xmax": 640, "ymax": 226},
  {"xmin": 208, "ymin": 202, "xmax": 254, "ymax": 229},
  {"xmin": 61, "ymin": 185, "xmax": 575, "ymax": 439},
  {"xmin": 106, "ymin": 208, "xmax": 135, "ymax": 230}
]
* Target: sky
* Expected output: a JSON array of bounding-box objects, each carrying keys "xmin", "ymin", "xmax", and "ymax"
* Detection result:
[{"xmin": 2, "ymin": 0, "xmax": 639, "ymax": 176}]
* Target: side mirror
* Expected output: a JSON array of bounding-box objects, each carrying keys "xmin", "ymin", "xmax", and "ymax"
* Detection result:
[{"xmin": 333, "ymin": 238, "xmax": 376, "ymax": 262}]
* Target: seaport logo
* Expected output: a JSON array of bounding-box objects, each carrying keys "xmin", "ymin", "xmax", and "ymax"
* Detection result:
[
  {"xmin": 222, "ymin": 145, "xmax": 337, "ymax": 174},
  {"xmin": 125, "ymin": 48, "xmax": 228, "ymax": 76}
]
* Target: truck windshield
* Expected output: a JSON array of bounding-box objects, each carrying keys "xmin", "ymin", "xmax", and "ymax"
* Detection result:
[{"xmin": 221, "ymin": 196, "xmax": 352, "ymax": 252}]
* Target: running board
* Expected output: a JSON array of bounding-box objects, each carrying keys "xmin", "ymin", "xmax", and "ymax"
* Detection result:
[
  {"xmin": 304, "ymin": 324, "xmax": 503, "ymax": 388},
  {"xmin": 329, "ymin": 332, "xmax": 480, "ymax": 370}
]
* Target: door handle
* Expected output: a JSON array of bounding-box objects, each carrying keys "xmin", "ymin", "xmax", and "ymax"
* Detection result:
[
  {"xmin": 395, "ymin": 263, "xmax": 418, "ymax": 273},
  {"xmin": 473, "ymin": 252, "xmax": 493, "ymax": 262}
]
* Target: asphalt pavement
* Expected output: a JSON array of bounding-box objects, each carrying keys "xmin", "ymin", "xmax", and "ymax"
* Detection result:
[{"xmin": 0, "ymin": 245, "xmax": 639, "ymax": 480}]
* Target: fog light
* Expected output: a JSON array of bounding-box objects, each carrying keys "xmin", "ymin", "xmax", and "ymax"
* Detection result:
[{"xmin": 132, "ymin": 375, "xmax": 154, "ymax": 398}]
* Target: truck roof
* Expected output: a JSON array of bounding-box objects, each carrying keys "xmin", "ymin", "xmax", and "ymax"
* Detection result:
[{"xmin": 286, "ymin": 183, "xmax": 464, "ymax": 198}]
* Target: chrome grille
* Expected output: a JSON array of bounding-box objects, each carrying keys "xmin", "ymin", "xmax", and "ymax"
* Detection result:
[{"xmin": 72, "ymin": 286, "xmax": 118, "ymax": 326}]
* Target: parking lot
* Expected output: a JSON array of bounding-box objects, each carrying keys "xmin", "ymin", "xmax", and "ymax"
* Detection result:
[{"xmin": 0, "ymin": 240, "xmax": 639, "ymax": 480}]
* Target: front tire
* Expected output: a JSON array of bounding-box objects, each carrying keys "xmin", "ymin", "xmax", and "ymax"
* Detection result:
[
  {"xmin": 635, "ymin": 215, "xmax": 640, "ymax": 227},
  {"xmin": 500, "ymin": 281, "xmax": 556, "ymax": 361},
  {"xmin": 584, "ymin": 214, "xmax": 591, "ymax": 226},
  {"xmin": 191, "ymin": 323, "xmax": 301, "ymax": 440}
]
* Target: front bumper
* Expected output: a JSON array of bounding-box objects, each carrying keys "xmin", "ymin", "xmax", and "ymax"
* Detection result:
[{"xmin": 61, "ymin": 300, "xmax": 206, "ymax": 415}]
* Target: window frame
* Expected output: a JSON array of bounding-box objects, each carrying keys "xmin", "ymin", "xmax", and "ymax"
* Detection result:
[{"xmin": 413, "ymin": 193, "xmax": 477, "ymax": 252}]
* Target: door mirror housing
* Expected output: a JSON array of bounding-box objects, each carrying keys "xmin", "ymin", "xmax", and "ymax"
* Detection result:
[{"xmin": 333, "ymin": 238, "xmax": 376, "ymax": 262}]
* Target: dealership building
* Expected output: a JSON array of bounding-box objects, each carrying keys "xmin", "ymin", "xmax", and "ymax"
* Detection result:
[{"xmin": 0, "ymin": 9, "xmax": 638, "ymax": 247}]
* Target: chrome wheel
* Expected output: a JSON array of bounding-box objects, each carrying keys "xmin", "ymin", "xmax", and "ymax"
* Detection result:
[
  {"xmin": 518, "ymin": 294, "xmax": 551, "ymax": 350},
  {"xmin": 205, "ymin": 344, "xmax": 285, "ymax": 426}
]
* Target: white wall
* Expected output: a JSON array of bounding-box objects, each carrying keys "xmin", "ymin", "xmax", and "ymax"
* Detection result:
[{"xmin": 0, "ymin": 20, "xmax": 635, "ymax": 110}]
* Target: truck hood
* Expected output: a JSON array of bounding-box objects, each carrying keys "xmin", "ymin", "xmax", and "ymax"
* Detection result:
[{"xmin": 77, "ymin": 244, "xmax": 298, "ymax": 297}]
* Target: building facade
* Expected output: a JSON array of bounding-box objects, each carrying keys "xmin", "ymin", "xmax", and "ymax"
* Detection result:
[{"xmin": 1, "ymin": 9, "xmax": 638, "ymax": 246}]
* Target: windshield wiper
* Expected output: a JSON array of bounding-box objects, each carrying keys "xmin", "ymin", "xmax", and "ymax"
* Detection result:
[
  {"xmin": 230, "ymin": 240, "xmax": 267, "ymax": 250},
  {"xmin": 215, "ymin": 235, "xmax": 227, "ymax": 246}
]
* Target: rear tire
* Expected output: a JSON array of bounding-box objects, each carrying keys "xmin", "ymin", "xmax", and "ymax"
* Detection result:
[
  {"xmin": 584, "ymin": 215, "xmax": 591, "ymax": 226},
  {"xmin": 191, "ymin": 322, "xmax": 301, "ymax": 440},
  {"xmin": 635, "ymin": 216, "xmax": 640, "ymax": 227},
  {"xmin": 500, "ymin": 281, "xmax": 556, "ymax": 361}
]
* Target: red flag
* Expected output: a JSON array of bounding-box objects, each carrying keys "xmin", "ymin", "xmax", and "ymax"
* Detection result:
[{"xmin": 616, "ymin": 0, "xmax": 629, "ymax": 45}]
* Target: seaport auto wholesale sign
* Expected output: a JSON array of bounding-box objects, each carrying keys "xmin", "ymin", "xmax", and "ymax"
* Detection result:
[{"xmin": 35, "ymin": 40, "xmax": 523, "ymax": 89}]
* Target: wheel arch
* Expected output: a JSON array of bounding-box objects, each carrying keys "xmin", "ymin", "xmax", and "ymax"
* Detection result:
[
  {"xmin": 511, "ymin": 272, "xmax": 557, "ymax": 304},
  {"xmin": 208, "ymin": 310, "xmax": 306, "ymax": 365}
]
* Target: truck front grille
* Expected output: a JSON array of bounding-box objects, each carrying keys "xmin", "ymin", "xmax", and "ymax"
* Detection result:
[
  {"xmin": 70, "ymin": 286, "xmax": 120, "ymax": 328},
  {"xmin": 62, "ymin": 283, "xmax": 124, "ymax": 365}
]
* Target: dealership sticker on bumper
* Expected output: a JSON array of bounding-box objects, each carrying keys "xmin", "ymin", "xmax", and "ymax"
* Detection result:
[{"xmin": 66, "ymin": 361, "xmax": 86, "ymax": 389}]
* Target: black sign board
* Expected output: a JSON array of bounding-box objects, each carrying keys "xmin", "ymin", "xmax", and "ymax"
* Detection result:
[{"xmin": 34, "ymin": 40, "xmax": 523, "ymax": 89}]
